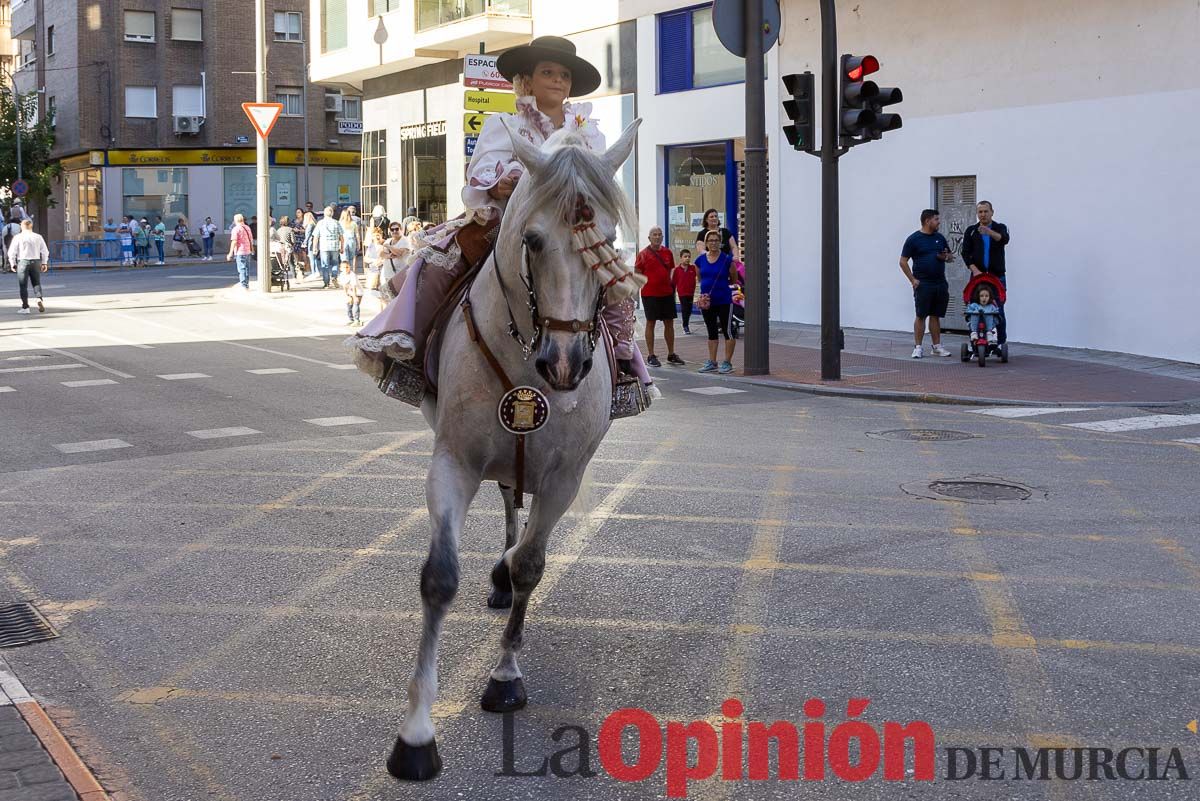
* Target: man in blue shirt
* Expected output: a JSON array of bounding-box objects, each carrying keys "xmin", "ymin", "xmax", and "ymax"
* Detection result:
[{"xmin": 899, "ymin": 209, "xmax": 956, "ymax": 358}]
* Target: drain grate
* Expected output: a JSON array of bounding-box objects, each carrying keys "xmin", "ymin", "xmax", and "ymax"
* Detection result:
[
  {"xmin": 0, "ymin": 603, "xmax": 59, "ymax": 649},
  {"xmin": 869, "ymin": 429, "xmax": 979, "ymax": 442},
  {"xmin": 929, "ymin": 480, "xmax": 1032, "ymax": 502}
]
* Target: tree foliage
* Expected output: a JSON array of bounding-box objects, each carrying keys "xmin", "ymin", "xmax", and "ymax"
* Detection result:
[{"xmin": 0, "ymin": 90, "xmax": 60, "ymax": 213}]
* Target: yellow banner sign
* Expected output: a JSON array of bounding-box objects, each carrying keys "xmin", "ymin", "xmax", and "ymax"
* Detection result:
[
  {"xmin": 107, "ymin": 149, "xmax": 256, "ymax": 166},
  {"xmin": 463, "ymin": 90, "xmax": 516, "ymax": 114},
  {"xmin": 274, "ymin": 149, "xmax": 361, "ymax": 167},
  {"xmin": 463, "ymin": 113, "xmax": 490, "ymax": 135}
]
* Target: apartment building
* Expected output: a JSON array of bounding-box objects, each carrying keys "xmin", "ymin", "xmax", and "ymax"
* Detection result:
[
  {"xmin": 8, "ymin": 0, "xmax": 364, "ymax": 240},
  {"xmin": 0, "ymin": 0, "xmax": 14, "ymax": 77}
]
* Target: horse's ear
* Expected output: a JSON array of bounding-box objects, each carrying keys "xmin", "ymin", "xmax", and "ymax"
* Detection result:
[
  {"xmin": 600, "ymin": 118, "xmax": 642, "ymax": 175},
  {"xmin": 501, "ymin": 117, "xmax": 547, "ymax": 176}
]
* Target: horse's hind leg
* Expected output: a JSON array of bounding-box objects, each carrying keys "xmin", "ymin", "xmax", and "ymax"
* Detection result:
[
  {"xmin": 487, "ymin": 483, "xmax": 519, "ymax": 609},
  {"xmin": 481, "ymin": 474, "xmax": 578, "ymax": 713},
  {"xmin": 388, "ymin": 449, "xmax": 479, "ymax": 781}
]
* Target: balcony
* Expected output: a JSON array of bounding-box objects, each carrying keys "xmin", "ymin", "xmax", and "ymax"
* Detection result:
[{"xmin": 413, "ymin": 0, "xmax": 531, "ymax": 55}]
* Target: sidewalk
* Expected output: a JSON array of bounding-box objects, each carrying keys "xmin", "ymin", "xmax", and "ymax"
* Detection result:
[{"xmin": 660, "ymin": 320, "xmax": 1200, "ymax": 406}]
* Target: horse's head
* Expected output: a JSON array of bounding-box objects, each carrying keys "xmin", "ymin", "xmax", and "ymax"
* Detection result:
[{"xmin": 500, "ymin": 118, "xmax": 642, "ymax": 391}]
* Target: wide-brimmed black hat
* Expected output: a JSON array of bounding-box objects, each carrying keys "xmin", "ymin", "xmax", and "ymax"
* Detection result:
[{"xmin": 496, "ymin": 36, "xmax": 601, "ymax": 98}]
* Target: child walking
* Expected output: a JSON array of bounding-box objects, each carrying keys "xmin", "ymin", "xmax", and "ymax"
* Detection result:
[
  {"xmin": 672, "ymin": 248, "xmax": 698, "ymax": 335},
  {"xmin": 338, "ymin": 260, "xmax": 363, "ymax": 326}
]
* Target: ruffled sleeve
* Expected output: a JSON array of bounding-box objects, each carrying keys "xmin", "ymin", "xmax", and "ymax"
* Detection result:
[{"xmin": 462, "ymin": 112, "xmax": 525, "ymax": 215}]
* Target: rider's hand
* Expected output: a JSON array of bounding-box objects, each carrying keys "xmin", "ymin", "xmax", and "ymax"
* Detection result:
[{"xmin": 488, "ymin": 175, "xmax": 518, "ymax": 201}]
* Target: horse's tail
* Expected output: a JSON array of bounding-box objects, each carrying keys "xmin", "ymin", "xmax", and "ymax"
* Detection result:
[{"xmin": 568, "ymin": 462, "xmax": 595, "ymax": 519}]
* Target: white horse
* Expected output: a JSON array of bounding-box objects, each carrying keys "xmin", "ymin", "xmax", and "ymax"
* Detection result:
[{"xmin": 387, "ymin": 119, "xmax": 642, "ymax": 780}]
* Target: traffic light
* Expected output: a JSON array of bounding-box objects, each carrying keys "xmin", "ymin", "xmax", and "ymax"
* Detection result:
[
  {"xmin": 839, "ymin": 54, "xmax": 903, "ymax": 145},
  {"xmin": 781, "ymin": 72, "xmax": 815, "ymax": 153}
]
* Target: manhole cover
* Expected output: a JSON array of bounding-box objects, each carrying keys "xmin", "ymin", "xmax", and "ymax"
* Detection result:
[
  {"xmin": 868, "ymin": 429, "xmax": 979, "ymax": 442},
  {"xmin": 929, "ymin": 480, "xmax": 1032, "ymax": 501},
  {"xmin": 0, "ymin": 603, "xmax": 59, "ymax": 648}
]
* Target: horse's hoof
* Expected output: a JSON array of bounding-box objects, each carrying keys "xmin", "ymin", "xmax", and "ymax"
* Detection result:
[
  {"xmin": 386, "ymin": 736, "xmax": 442, "ymax": 781},
  {"xmin": 487, "ymin": 589, "xmax": 513, "ymax": 609},
  {"xmin": 481, "ymin": 677, "xmax": 527, "ymax": 713}
]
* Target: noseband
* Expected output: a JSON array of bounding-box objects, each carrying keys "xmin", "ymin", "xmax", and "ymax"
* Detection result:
[{"xmin": 492, "ymin": 202, "xmax": 608, "ymax": 361}]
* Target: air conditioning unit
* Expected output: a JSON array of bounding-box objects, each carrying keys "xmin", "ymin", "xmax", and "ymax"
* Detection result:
[
  {"xmin": 324, "ymin": 93, "xmax": 343, "ymax": 114},
  {"xmin": 174, "ymin": 115, "xmax": 203, "ymax": 135}
]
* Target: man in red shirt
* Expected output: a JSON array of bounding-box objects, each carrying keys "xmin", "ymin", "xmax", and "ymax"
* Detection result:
[{"xmin": 634, "ymin": 226, "xmax": 684, "ymax": 367}]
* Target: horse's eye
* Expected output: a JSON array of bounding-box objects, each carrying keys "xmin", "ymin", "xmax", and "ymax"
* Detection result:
[{"xmin": 523, "ymin": 231, "xmax": 544, "ymax": 251}]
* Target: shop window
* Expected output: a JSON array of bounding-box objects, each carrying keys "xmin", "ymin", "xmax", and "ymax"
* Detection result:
[
  {"xmin": 664, "ymin": 141, "xmax": 734, "ymax": 256},
  {"xmin": 323, "ymin": 168, "xmax": 361, "ymax": 208},
  {"xmin": 361, "ymin": 130, "xmax": 387, "ymax": 215},
  {"xmin": 276, "ymin": 87, "xmax": 303, "ymax": 117},
  {"xmin": 401, "ymin": 133, "xmax": 446, "ymax": 225},
  {"xmin": 125, "ymin": 10, "xmax": 156, "ymax": 42},
  {"xmin": 124, "ymin": 86, "xmax": 157, "ymax": 118},
  {"xmin": 122, "ymin": 168, "xmax": 188, "ymax": 227},
  {"xmin": 657, "ymin": 4, "xmax": 758, "ymax": 94},
  {"xmin": 274, "ymin": 11, "xmax": 302, "ymax": 42},
  {"xmin": 222, "ymin": 166, "xmax": 298, "ymax": 224},
  {"xmin": 172, "ymin": 8, "xmax": 203, "ymax": 41}
]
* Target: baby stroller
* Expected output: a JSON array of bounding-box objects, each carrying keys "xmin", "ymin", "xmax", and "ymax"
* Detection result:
[
  {"xmin": 730, "ymin": 260, "xmax": 746, "ymax": 339},
  {"xmin": 959, "ymin": 273, "xmax": 1008, "ymax": 367},
  {"xmin": 182, "ymin": 233, "xmax": 201, "ymax": 257}
]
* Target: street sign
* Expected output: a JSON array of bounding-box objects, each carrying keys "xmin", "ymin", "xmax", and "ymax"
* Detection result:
[
  {"xmin": 464, "ymin": 54, "xmax": 512, "ymax": 90},
  {"xmin": 711, "ymin": 0, "xmax": 781, "ymax": 57},
  {"xmin": 463, "ymin": 113, "xmax": 490, "ymax": 135},
  {"xmin": 235, "ymin": 135, "xmax": 250, "ymax": 144},
  {"xmin": 465, "ymin": 135, "xmax": 479, "ymax": 158},
  {"xmin": 241, "ymin": 102, "xmax": 284, "ymax": 139},
  {"xmin": 10, "ymin": 179, "xmax": 29, "ymax": 198},
  {"xmin": 464, "ymin": 90, "xmax": 516, "ymax": 114}
]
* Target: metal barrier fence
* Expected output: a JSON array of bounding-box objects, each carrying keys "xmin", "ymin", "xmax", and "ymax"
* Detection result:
[{"xmin": 47, "ymin": 239, "xmax": 123, "ymax": 270}]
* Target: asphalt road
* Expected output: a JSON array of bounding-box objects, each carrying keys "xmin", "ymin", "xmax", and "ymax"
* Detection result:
[{"xmin": 1, "ymin": 263, "xmax": 1198, "ymax": 800}]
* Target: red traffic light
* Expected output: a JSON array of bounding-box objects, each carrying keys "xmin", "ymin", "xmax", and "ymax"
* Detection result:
[{"xmin": 844, "ymin": 55, "xmax": 879, "ymax": 81}]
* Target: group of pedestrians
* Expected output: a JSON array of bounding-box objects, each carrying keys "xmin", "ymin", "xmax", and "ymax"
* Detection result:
[
  {"xmin": 634, "ymin": 208, "xmax": 744, "ymax": 374},
  {"xmin": 899, "ymin": 201, "xmax": 1010, "ymax": 358}
]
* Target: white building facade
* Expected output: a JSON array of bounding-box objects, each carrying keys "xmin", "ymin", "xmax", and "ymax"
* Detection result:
[{"xmin": 314, "ymin": 0, "xmax": 1200, "ymax": 363}]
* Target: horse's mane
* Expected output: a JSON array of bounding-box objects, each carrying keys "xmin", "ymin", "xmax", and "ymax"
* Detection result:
[{"xmin": 505, "ymin": 129, "xmax": 636, "ymax": 238}]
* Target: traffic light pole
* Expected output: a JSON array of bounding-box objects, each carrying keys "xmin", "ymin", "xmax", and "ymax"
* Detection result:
[
  {"xmin": 742, "ymin": 0, "xmax": 769, "ymax": 375},
  {"xmin": 819, "ymin": 0, "xmax": 841, "ymax": 380}
]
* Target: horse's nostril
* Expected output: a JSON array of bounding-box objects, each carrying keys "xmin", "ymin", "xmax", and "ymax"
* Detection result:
[
  {"xmin": 534, "ymin": 358, "xmax": 553, "ymax": 381},
  {"xmin": 579, "ymin": 358, "xmax": 593, "ymax": 379}
]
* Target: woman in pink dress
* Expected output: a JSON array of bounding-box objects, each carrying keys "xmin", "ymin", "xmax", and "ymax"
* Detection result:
[{"xmin": 350, "ymin": 36, "xmax": 657, "ymax": 398}]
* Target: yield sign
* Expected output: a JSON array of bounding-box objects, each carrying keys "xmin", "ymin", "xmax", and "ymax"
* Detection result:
[{"xmin": 242, "ymin": 102, "xmax": 284, "ymax": 139}]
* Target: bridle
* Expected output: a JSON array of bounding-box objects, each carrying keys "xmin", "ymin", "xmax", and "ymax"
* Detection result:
[{"xmin": 491, "ymin": 201, "xmax": 608, "ymax": 361}]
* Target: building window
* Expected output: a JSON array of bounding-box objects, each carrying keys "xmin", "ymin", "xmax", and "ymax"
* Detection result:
[
  {"xmin": 341, "ymin": 96, "xmax": 361, "ymax": 121},
  {"xmin": 171, "ymin": 8, "xmax": 203, "ymax": 41},
  {"xmin": 18, "ymin": 39, "xmax": 36, "ymax": 69},
  {"xmin": 657, "ymin": 4, "xmax": 756, "ymax": 94},
  {"xmin": 46, "ymin": 25, "xmax": 55, "ymax": 56},
  {"xmin": 322, "ymin": 0, "xmax": 347, "ymax": 52},
  {"xmin": 360, "ymin": 130, "xmax": 387, "ymax": 214},
  {"xmin": 124, "ymin": 10, "xmax": 156, "ymax": 42},
  {"xmin": 370, "ymin": 0, "xmax": 401, "ymax": 15},
  {"xmin": 172, "ymin": 85, "xmax": 204, "ymax": 117},
  {"xmin": 124, "ymin": 86, "xmax": 157, "ymax": 118},
  {"xmin": 273, "ymin": 11, "xmax": 302, "ymax": 41},
  {"xmin": 123, "ymin": 168, "xmax": 188, "ymax": 227},
  {"xmin": 46, "ymin": 96, "xmax": 55, "ymax": 127},
  {"xmin": 276, "ymin": 86, "xmax": 303, "ymax": 117}
]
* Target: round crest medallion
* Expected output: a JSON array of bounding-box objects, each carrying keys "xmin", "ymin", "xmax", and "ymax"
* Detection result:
[{"xmin": 498, "ymin": 385, "xmax": 550, "ymax": 435}]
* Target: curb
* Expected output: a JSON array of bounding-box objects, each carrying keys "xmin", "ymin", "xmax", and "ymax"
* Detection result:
[
  {"xmin": 706, "ymin": 373, "xmax": 1200, "ymax": 409},
  {"xmin": 0, "ymin": 655, "xmax": 110, "ymax": 800}
]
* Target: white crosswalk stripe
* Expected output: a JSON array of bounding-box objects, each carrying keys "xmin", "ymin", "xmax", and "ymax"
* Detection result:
[
  {"xmin": 246, "ymin": 368, "xmax": 298, "ymax": 375},
  {"xmin": 61, "ymin": 379, "xmax": 120, "ymax": 387},
  {"xmin": 304, "ymin": 416, "xmax": 375, "ymax": 427},
  {"xmin": 969, "ymin": 406, "xmax": 1096, "ymax": 418},
  {"xmin": 54, "ymin": 439, "xmax": 133, "ymax": 454},
  {"xmin": 157, "ymin": 373, "xmax": 211, "ymax": 380},
  {"xmin": 1067, "ymin": 413, "xmax": 1200, "ymax": 433},
  {"xmin": 1176, "ymin": 437, "xmax": 1200, "ymax": 445},
  {"xmin": 0, "ymin": 387, "xmax": 13, "ymax": 393},
  {"xmin": 683, "ymin": 387, "xmax": 747, "ymax": 396},
  {"xmin": 187, "ymin": 427, "xmax": 262, "ymax": 440}
]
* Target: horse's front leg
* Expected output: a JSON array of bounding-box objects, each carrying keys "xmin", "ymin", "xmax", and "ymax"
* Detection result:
[
  {"xmin": 487, "ymin": 483, "xmax": 520, "ymax": 609},
  {"xmin": 388, "ymin": 448, "xmax": 480, "ymax": 781},
  {"xmin": 480, "ymin": 473, "xmax": 578, "ymax": 712}
]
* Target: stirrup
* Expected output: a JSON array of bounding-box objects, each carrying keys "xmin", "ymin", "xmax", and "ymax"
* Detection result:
[
  {"xmin": 611, "ymin": 373, "xmax": 649, "ymax": 420},
  {"xmin": 378, "ymin": 357, "xmax": 426, "ymax": 407}
]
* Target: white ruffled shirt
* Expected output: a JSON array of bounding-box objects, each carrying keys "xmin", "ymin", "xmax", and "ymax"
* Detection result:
[{"xmin": 462, "ymin": 96, "xmax": 607, "ymax": 216}]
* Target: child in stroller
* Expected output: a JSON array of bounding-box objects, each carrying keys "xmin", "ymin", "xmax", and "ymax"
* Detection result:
[
  {"xmin": 730, "ymin": 260, "xmax": 746, "ymax": 339},
  {"xmin": 960, "ymin": 273, "xmax": 1008, "ymax": 367}
]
